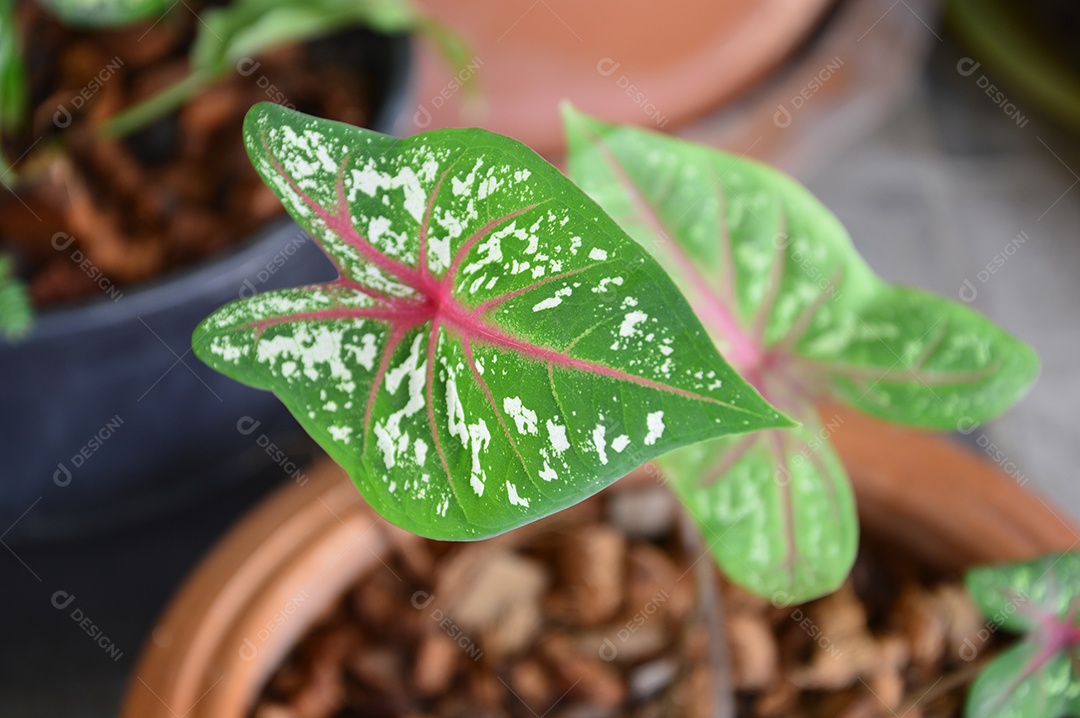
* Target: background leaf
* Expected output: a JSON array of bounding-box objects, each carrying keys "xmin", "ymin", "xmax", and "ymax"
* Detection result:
[
  {"xmin": 195, "ymin": 103, "xmax": 789, "ymax": 541},
  {"xmin": 37, "ymin": 0, "xmax": 173, "ymax": 27},
  {"xmin": 667, "ymin": 405, "xmax": 856, "ymax": 601},
  {"xmin": 564, "ymin": 106, "xmax": 1038, "ymax": 601},
  {"xmin": 965, "ymin": 551, "xmax": 1080, "ymax": 718},
  {"xmin": 967, "ymin": 551, "xmax": 1080, "ymax": 634},
  {"xmin": 0, "ymin": 253, "xmax": 31, "ymax": 341},
  {"xmin": 965, "ymin": 642, "xmax": 1079, "ymax": 718}
]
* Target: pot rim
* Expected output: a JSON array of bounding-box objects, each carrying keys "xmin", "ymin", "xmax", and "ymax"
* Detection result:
[
  {"xmin": 15, "ymin": 32, "xmax": 413, "ymax": 342},
  {"xmin": 119, "ymin": 406, "xmax": 1080, "ymax": 718}
]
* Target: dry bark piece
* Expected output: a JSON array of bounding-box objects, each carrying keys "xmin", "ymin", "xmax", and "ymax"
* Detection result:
[
  {"xmin": 625, "ymin": 542, "xmax": 694, "ymax": 624},
  {"xmin": 510, "ymin": 658, "xmax": 555, "ymax": 714},
  {"xmin": 726, "ymin": 612, "xmax": 778, "ymax": 690},
  {"xmin": 413, "ymin": 632, "xmax": 460, "ymax": 696},
  {"xmin": 605, "ymin": 485, "xmax": 676, "ymax": 539},
  {"xmin": 755, "ymin": 681, "xmax": 799, "ymax": 717},
  {"xmin": 347, "ymin": 645, "xmax": 405, "ymax": 693},
  {"xmin": 436, "ymin": 548, "xmax": 547, "ymax": 658},
  {"xmin": 549, "ymin": 525, "xmax": 626, "ymax": 626},
  {"xmin": 542, "ymin": 634, "xmax": 626, "ymax": 708}
]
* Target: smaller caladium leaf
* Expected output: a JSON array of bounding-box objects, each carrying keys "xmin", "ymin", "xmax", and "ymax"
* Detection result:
[
  {"xmin": 194, "ymin": 103, "xmax": 791, "ymax": 541},
  {"xmin": 965, "ymin": 551, "xmax": 1080, "ymax": 718},
  {"xmin": 38, "ymin": 0, "xmax": 173, "ymax": 27},
  {"xmin": 564, "ymin": 105, "xmax": 1039, "ymax": 600},
  {"xmin": 667, "ymin": 405, "xmax": 856, "ymax": 602},
  {"xmin": 966, "ymin": 642, "xmax": 1080, "ymax": 718}
]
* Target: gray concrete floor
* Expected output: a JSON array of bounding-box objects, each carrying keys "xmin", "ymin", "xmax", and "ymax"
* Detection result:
[{"xmin": 2, "ymin": 38, "xmax": 1078, "ymax": 718}]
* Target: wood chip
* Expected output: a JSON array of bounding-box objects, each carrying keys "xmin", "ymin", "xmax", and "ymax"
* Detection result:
[
  {"xmin": 727, "ymin": 612, "xmax": 778, "ymax": 689},
  {"xmin": 549, "ymin": 525, "xmax": 626, "ymax": 626},
  {"xmin": 413, "ymin": 632, "xmax": 460, "ymax": 696}
]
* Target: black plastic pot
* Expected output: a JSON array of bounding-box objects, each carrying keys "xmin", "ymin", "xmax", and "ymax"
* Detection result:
[{"xmin": 0, "ymin": 33, "xmax": 412, "ymax": 541}]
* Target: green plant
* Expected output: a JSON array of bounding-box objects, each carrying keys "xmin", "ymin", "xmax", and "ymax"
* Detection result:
[
  {"xmin": 195, "ymin": 103, "xmax": 1037, "ymax": 602},
  {"xmin": 965, "ymin": 550, "xmax": 1080, "ymax": 717},
  {"xmin": 562, "ymin": 108, "xmax": 1039, "ymax": 601},
  {"xmin": 36, "ymin": 0, "xmax": 173, "ymax": 26},
  {"xmin": 0, "ymin": 253, "xmax": 31, "ymax": 341},
  {"xmin": 102, "ymin": 0, "xmax": 467, "ymax": 138},
  {"xmin": 1, "ymin": 0, "xmax": 465, "ymax": 151},
  {"xmin": 194, "ymin": 102, "xmax": 791, "ymax": 538}
]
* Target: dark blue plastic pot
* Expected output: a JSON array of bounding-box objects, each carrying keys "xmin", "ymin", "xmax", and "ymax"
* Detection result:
[{"xmin": 0, "ymin": 33, "xmax": 412, "ymax": 541}]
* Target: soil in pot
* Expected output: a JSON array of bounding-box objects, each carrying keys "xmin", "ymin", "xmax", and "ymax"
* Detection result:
[
  {"xmin": 1, "ymin": 1, "xmax": 385, "ymax": 306},
  {"xmin": 248, "ymin": 482, "xmax": 1005, "ymax": 718}
]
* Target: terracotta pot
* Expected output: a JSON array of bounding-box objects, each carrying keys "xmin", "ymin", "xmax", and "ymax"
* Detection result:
[
  {"xmin": 406, "ymin": 0, "xmax": 835, "ymax": 155},
  {"xmin": 120, "ymin": 407, "xmax": 1077, "ymax": 717}
]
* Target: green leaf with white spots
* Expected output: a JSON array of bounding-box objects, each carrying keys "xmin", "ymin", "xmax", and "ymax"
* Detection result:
[
  {"xmin": 966, "ymin": 642, "xmax": 1080, "ymax": 718},
  {"xmin": 667, "ymin": 405, "xmax": 856, "ymax": 602},
  {"xmin": 967, "ymin": 551, "xmax": 1080, "ymax": 637},
  {"xmin": 965, "ymin": 551, "xmax": 1080, "ymax": 718},
  {"xmin": 194, "ymin": 103, "xmax": 790, "ymax": 541},
  {"xmin": 563, "ymin": 105, "xmax": 1038, "ymax": 600},
  {"xmin": 38, "ymin": 0, "xmax": 172, "ymax": 27}
]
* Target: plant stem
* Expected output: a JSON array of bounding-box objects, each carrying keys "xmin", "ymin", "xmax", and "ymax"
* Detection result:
[
  {"xmin": 895, "ymin": 650, "xmax": 998, "ymax": 714},
  {"xmin": 679, "ymin": 510, "xmax": 736, "ymax": 718},
  {"xmin": 99, "ymin": 71, "xmax": 211, "ymax": 139}
]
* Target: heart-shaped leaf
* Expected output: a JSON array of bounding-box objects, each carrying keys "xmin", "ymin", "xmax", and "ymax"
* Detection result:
[
  {"xmin": 965, "ymin": 551, "xmax": 1080, "ymax": 718},
  {"xmin": 194, "ymin": 103, "xmax": 790, "ymax": 540},
  {"xmin": 564, "ymin": 106, "xmax": 1038, "ymax": 601}
]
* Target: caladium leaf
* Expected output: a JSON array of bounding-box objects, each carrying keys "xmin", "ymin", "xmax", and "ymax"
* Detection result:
[
  {"xmin": 965, "ymin": 551, "xmax": 1080, "ymax": 718},
  {"xmin": 667, "ymin": 405, "xmax": 856, "ymax": 601},
  {"xmin": 38, "ymin": 0, "xmax": 173, "ymax": 27},
  {"xmin": 194, "ymin": 103, "xmax": 790, "ymax": 540},
  {"xmin": 966, "ymin": 642, "xmax": 1080, "ymax": 718},
  {"xmin": 563, "ymin": 106, "xmax": 1038, "ymax": 601}
]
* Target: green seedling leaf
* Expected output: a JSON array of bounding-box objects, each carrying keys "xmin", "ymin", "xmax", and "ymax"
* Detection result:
[
  {"xmin": 564, "ymin": 106, "xmax": 1038, "ymax": 601},
  {"xmin": 0, "ymin": 0, "xmax": 27, "ymax": 181},
  {"xmin": 103, "ymin": 0, "xmax": 468, "ymax": 138},
  {"xmin": 0, "ymin": 254, "xmax": 32, "ymax": 341},
  {"xmin": 0, "ymin": 0, "xmax": 25, "ymax": 133},
  {"xmin": 965, "ymin": 551, "xmax": 1080, "ymax": 718},
  {"xmin": 194, "ymin": 103, "xmax": 790, "ymax": 541},
  {"xmin": 38, "ymin": 0, "xmax": 173, "ymax": 27},
  {"xmin": 192, "ymin": 0, "xmax": 416, "ymax": 80}
]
